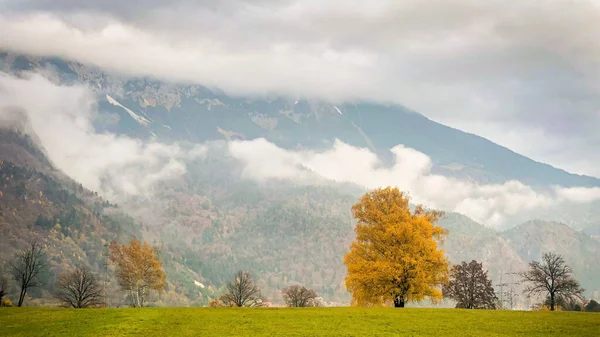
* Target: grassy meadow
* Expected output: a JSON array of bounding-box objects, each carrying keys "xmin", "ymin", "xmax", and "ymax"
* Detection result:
[{"xmin": 1, "ymin": 307, "xmax": 598, "ymax": 336}]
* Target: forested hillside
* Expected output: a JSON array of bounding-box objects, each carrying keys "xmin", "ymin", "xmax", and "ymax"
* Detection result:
[
  {"xmin": 0, "ymin": 128, "xmax": 211, "ymax": 306},
  {"xmin": 1, "ymin": 124, "xmax": 599, "ymax": 308},
  {"xmin": 0, "ymin": 124, "xmax": 600, "ymax": 305}
]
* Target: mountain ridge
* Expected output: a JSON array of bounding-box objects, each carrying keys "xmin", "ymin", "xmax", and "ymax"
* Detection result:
[{"xmin": 1, "ymin": 50, "xmax": 599, "ymax": 189}]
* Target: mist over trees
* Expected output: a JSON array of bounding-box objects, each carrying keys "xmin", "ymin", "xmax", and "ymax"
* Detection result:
[
  {"xmin": 1, "ymin": 170, "xmax": 598, "ymax": 311},
  {"xmin": 9, "ymin": 240, "xmax": 46, "ymax": 307},
  {"xmin": 344, "ymin": 187, "xmax": 449, "ymax": 308},
  {"xmin": 443, "ymin": 260, "xmax": 497, "ymax": 309},
  {"xmin": 520, "ymin": 252, "xmax": 584, "ymax": 311}
]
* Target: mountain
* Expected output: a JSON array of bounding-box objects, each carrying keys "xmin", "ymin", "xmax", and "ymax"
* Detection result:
[
  {"xmin": 1, "ymin": 124, "xmax": 599, "ymax": 307},
  {"xmin": 1, "ymin": 51, "xmax": 600, "ymax": 308},
  {"xmin": 1, "ymin": 51, "xmax": 599, "ymax": 189},
  {"xmin": 501, "ymin": 220, "xmax": 600, "ymax": 291}
]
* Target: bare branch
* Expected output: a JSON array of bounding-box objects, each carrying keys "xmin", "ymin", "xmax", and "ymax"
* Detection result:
[
  {"xmin": 281, "ymin": 285, "xmax": 319, "ymax": 307},
  {"xmin": 54, "ymin": 265, "xmax": 104, "ymax": 308},
  {"xmin": 10, "ymin": 239, "xmax": 46, "ymax": 307},
  {"xmin": 520, "ymin": 252, "xmax": 584, "ymax": 311},
  {"xmin": 220, "ymin": 270, "xmax": 262, "ymax": 307}
]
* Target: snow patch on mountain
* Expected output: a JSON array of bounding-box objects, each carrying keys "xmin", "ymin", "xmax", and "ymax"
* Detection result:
[
  {"xmin": 333, "ymin": 105, "xmax": 343, "ymax": 115},
  {"xmin": 105, "ymin": 94, "xmax": 152, "ymax": 126},
  {"xmin": 196, "ymin": 98, "xmax": 225, "ymax": 111}
]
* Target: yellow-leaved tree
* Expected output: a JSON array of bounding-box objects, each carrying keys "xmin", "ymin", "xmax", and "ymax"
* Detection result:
[
  {"xmin": 109, "ymin": 238, "xmax": 166, "ymax": 307},
  {"xmin": 344, "ymin": 187, "xmax": 449, "ymax": 307}
]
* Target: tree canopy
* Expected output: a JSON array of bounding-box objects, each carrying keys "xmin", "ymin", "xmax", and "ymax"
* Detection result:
[
  {"xmin": 443, "ymin": 260, "xmax": 497, "ymax": 309},
  {"xmin": 281, "ymin": 284, "xmax": 319, "ymax": 307},
  {"xmin": 109, "ymin": 238, "xmax": 166, "ymax": 307},
  {"xmin": 343, "ymin": 187, "xmax": 449, "ymax": 307}
]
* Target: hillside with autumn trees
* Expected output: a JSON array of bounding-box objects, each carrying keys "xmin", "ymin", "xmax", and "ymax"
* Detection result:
[
  {"xmin": 0, "ymin": 128, "xmax": 216, "ymax": 306},
  {"xmin": 1, "ymin": 124, "xmax": 600, "ymax": 308}
]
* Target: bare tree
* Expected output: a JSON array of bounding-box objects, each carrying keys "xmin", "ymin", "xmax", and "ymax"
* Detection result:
[
  {"xmin": 520, "ymin": 252, "xmax": 584, "ymax": 311},
  {"xmin": 220, "ymin": 270, "xmax": 262, "ymax": 307},
  {"xmin": 281, "ymin": 285, "xmax": 319, "ymax": 307},
  {"xmin": 10, "ymin": 240, "xmax": 46, "ymax": 307},
  {"xmin": 54, "ymin": 265, "xmax": 104, "ymax": 308},
  {"xmin": 443, "ymin": 260, "xmax": 498, "ymax": 309},
  {"xmin": 0, "ymin": 271, "xmax": 7, "ymax": 304}
]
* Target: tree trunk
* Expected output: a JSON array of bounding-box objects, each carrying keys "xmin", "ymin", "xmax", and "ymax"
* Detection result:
[
  {"xmin": 393, "ymin": 296, "xmax": 405, "ymax": 308},
  {"xmin": 550, "ymin": 293, "xmax": 555, "ymax": 311},
  {"xmin": 17, "ymin": 287, "xmax": 26, "ymax": 307}
]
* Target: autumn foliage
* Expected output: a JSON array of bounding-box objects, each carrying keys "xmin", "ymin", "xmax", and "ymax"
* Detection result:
[
  {"xmin": 109, "ymin": 238, "xmax": 166, "ymax": 307},
  {"xmin": 344, "ymin": 187, "xmax": 449, "ymax": 307}
]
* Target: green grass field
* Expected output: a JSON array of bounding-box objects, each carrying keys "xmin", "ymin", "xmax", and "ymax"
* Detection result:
[{"xmin": 1, "ymin": 307, "xmax": 598, "ymax": 336}]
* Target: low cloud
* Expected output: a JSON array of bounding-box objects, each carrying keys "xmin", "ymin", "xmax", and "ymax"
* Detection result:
[
  {"xmin": 229, "ymin": 138, "xmax": 600, "ymax": 227},
  {"xmin": 0, "ymin": 71, "xmax": 205, "ymax": 200},
  {"xmin": 555, "ymin": 187, "xmax": 600, "ymax": 204},
  {"xmin": 1, "ymin": 70, "xmax": 598, "ymax": 228}
]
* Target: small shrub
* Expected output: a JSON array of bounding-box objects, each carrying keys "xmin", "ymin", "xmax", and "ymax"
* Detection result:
[
  {"xmin": 208, "ymin": 298, "xmax": 226, "ymax": 308},
  {"xmin": 2, "ymin": 298, "xmax": 12, "ymax": 307}
]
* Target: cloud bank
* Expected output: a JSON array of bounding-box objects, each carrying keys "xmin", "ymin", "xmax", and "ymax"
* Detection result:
[
  {"xmin": 1, "ymin": 71, "xmax": 599, "ymax": 227},
  {"xmin": 0, "ymin": 71, "xmax": 205, "ymax": 199},
  {"xmin": 229, "ymin": 138, "xmax": 600, "ymax": 226},
  {"xmin": 0, "ymin": 0, "xmax": 599, "ymax": 176}
]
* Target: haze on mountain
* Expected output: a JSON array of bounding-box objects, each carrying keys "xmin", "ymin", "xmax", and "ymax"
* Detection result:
[{"xmin": 1, "ymin": 0, "xmax": 600, "ymax": 308}]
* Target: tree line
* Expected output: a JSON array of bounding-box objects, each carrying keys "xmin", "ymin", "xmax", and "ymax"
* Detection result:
[
  {"xmin": 0, "ymin": 238, "xmax": 166, "ymax": 308},
  {"xmin": 0, "ymin": 239, "xmax": 323, "ymax": 309},
  {"xmin": 0, "ymin": 186, "xmax": 594, "ymax": 311}
]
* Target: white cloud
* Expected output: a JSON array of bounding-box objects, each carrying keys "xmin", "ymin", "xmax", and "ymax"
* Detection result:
[
  {"xmin": 555, "ymin": 187, "xmax": 600, "ymax": 203},
  {"xmin": 228, "ymin": 137, "xmax": 600, "ymax": 227},
  {"xmin": 0, "ymin": 71, "xmax": 206, "ymax": 200},
  {"xmin": 1, "ymin": 69, "xmax": 598, "ymax": 228}
]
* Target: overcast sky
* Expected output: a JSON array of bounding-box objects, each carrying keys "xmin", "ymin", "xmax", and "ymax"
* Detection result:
[{"xmin": 1, "ymin": 0, "xmax": 599, "ymax": 176}]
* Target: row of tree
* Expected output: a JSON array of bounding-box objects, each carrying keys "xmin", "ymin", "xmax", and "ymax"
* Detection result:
[
  {"xmin": 208, "ymin": 270, "xmax": 322, "ymax": 307},
  {"xmin": 0, "ymin": 238, "xmax": 166, "ymax": 308},
  {"xmin": 1, "ymin": 239, "xmax": 323, "ymax": 309},
  {"xmin": 0, "ymin": 186, "xmax": 590, "ymax": 310},
  {"xmin": 343, "ymin": 187, "xmax": 586, "ymax": 311}
]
